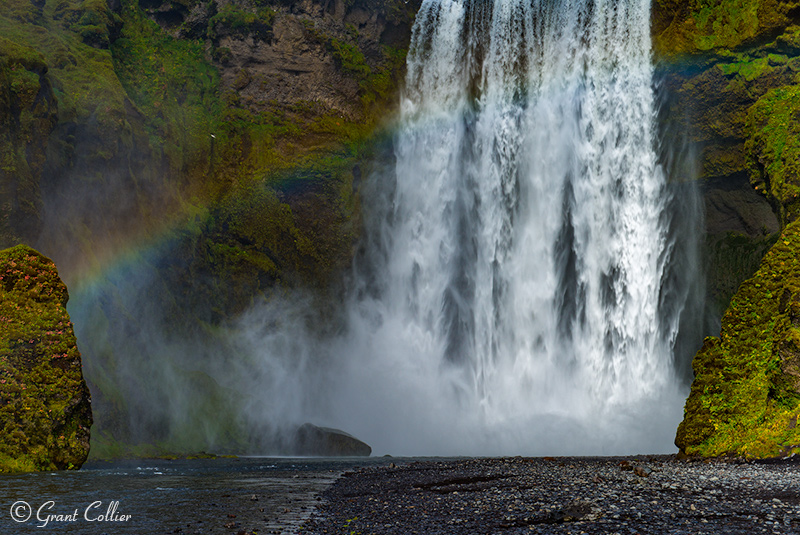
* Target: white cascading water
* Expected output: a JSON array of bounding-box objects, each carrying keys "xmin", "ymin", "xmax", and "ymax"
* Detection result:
[{"xmin": 244, "ymin": 0, "xmax": 699, "ymax": 456}]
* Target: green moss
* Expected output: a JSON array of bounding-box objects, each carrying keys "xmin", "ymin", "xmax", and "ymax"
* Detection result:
[
  {"xmin": 745, "ymin": 84, "xmax": 800, "ymax": 224},
  {"xmin": 676, "ymin": 220, "xmax": 800, "ymax": 458},
  {"xmin": 0, "ymin": 36, "xmax": 55, "ymax": 248},
  {"xmin": 0, "ymin": 0, "xmax": 126, "ymax": 130},
  {"xmin": 329, "ymin": 38, "xmax": 371, "ymax": 79},
  {"xmin": 0, "ymin": 37, "xmax": 47, "ymax": 71},
  {"xmin": 208, "ymin": 4, "xmax": 275, "ymax": 40},
  {"xmin": 203, "ymin": 151, "xmax": 358, "ymax": 291},
  {"xmin": 0, "ymin": 245, "xmax": 92, "ymax": 473},
  {"xmin": 654, "ymin": 0, "xmax": 792, "ymax": 57},
  {"xmin": 111, "ymin": 1, "xmax": 220, "ymax": 174},
  {"xmin": 302, "ymin": 20, "xmax": 407, "ymax": 115},
  {"xmin": 717, "ymin": 55, "xmax": 772, "ymax": 81}
]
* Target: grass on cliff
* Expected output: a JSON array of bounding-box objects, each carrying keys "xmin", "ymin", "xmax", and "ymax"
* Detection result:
[
  {"xmin": 677, "ymin": 220, "xmax": 800, "ymax": 458},
  {"xmin": 111, "ymin": 0, "xmax": 220, "ymax": 177},
  {"xmin": 0, "ymin": 0, "xmax": 126, "ymax": 125},
  {"xmin": 745, "ymin": 84, "xmax": 800, "ymax": 224},
  {"xmin": 653, "ymin": 0, "xmax": 792, "ymax": 55}
]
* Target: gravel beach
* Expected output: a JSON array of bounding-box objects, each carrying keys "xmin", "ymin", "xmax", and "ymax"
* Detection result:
[{"xmin": 302, "ymin": 456, "xmax": 800, "ymax": 534}]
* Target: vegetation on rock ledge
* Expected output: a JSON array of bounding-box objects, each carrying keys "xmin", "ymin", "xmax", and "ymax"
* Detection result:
[
  {"xmin": 676, "ymin": 220, "xmax": 800, "ymax": 458},
  {"xmin": 0, "ymin": 245, "xmax": 92, "ymax": 473},
  {"xmin": 653, "ymin": 0, "xmax": 798, "ymax": 56},
  {"xmin": 745, "ymin": 84, "xmax": 800, "ymax": 224}
]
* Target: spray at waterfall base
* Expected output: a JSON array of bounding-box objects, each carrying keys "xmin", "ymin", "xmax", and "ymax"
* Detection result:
[{"xmin": 75, "ymin": 0, "xmax": 704, "ymax": 457}]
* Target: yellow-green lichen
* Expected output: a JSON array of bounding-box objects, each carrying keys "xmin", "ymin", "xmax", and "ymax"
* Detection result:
[
  {"xmin": 745, "ymin": 84, "xmax": 800, "ymax": 224},
  {"xmin": 676, "ymin": 220, "xmax": 800, "ymax": 458},
  {"xmin": 653, "ymin": 0, "xmax": 792, "ymax": 57},
  {"xmin": 0, "ymin": 245, "xmax": 92, "ymax": 473}
]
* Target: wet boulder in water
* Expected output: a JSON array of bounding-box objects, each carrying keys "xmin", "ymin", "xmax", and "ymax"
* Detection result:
[{"xmin": 293, "ymin": 423, "xmax": 371, "ymax": 456}]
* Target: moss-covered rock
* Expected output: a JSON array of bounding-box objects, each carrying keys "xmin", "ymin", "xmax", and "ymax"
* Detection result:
[
  {"xmin": 0, "ymin": 37, "xmax": 58, "ymax": 249},
  {"xmin": 0, "ymin": 244, "xmax": 92, "ymax": 472},
  {"xmin": 745, "ymin": 83, "xmax": 800, "ymax": 224},
  {"xmin": 676, "ymin": 220, "xmax": 800, "ymax": 458},
  {"xmin": 654, "ymin": 2, "xmax": 800, "ymax": 457},
  {"xmin": 653, "ymin": 0, "xmax": 799, "ymax": 57}
]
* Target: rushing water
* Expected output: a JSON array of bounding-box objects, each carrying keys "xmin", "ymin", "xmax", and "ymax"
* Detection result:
[
  {"xmin": 308, "ymin": 0, "xmax": 701, "ymax": 455},
  {"xmin": 61, "ymin": 0, "xmax": 701, "ymax": 457}
]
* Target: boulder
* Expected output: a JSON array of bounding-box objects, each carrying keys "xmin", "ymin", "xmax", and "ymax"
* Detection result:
[
  {"xmin": 0, "ymin": 245, "xmax": 92, "ymax": 472},
  {"xmin": 293, "ymin": 423, "xmax": 371, "ymax": 456}
]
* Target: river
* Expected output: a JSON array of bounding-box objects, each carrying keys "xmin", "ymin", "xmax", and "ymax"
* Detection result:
[{"xmin": 0, "ymin": 457, "xmax": 398, "ymax": 534}]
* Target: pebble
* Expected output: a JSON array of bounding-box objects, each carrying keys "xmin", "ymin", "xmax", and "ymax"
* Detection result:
[{"xmin": 303, "ymin": 456, "xmax": 800, "ymax": 534}]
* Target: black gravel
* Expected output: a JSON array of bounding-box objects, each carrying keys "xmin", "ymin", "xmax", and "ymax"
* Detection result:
[{"xmin": 302, "ymin": 456, "xmax": 800, "ymax": 534}]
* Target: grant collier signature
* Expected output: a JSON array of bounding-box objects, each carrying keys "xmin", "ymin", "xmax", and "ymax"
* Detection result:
[{"xmin": 11, "ymin": 500, "xmax": 131, "ymax": 528}]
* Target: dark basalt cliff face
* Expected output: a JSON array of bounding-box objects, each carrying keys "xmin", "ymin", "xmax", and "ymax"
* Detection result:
[
  {"xmin": 0, "ymin": 245, "xmax": 92, "ymax": 473},
  {"xmin": 654, "ymin": 0, "xmax": 800, "ymax": 457}
]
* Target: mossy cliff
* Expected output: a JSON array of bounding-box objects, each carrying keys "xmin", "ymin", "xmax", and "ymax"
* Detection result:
[
  {"xmin": 0, "ymin": 39, "xmax": 57, "ymax": 248},
  {"xmin": 653, "ymin": 0, "xmax": 800, "ymax": 55},
  {"xmin": 1, "ymin": 0, "xmax": 421, "ymax": 457},
  {"xmin": 675, "ymin": 220, "xmax": 800, "ymax": 457},
  {"xmin": 0, "ymin": 245, "xmax": 92, "ymax": 473},
  {"xmin": 655, "ymin": 0, "xmax": 800, "ymax": 457}
]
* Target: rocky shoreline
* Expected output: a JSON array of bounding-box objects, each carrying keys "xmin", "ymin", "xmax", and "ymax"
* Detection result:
[{"xmin": 302, "ymin": 456, "xmax": 800, "ymax": 534}]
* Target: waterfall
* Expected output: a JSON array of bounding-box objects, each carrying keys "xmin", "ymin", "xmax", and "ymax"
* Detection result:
[{"xmin": 312, "ymin": 0, "xmax": 701, "ymax": 456}]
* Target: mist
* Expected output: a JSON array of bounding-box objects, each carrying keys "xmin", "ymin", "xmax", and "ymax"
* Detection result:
[{"xmin": 52, "ymin": 0, "xmax": 709, "ymax": 459}]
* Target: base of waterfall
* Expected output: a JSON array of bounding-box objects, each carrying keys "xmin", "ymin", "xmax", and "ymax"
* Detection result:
[{"xmin": 303, "ymin": 456, "xmax": 800, "ymax": 534}]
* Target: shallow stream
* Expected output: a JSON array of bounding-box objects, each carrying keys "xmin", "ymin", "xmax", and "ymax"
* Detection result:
[{"xmin": 0, "ymin": 457, "xmax": 394, "ymax": 534}]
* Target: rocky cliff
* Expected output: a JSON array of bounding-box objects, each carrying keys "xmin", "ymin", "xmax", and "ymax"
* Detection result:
[
  {"xmin": 654, "ymin": 0, "xmax": 800, "ymax": 457},
  {"xmin": 0, "ymin": 245, "xmax": 92, "ymax": 472},
  {"xmin": 0, "ymin": 39, "xmax": 57, "ymax": 248},
  {"xmin": 1, "ymin": 0, "xmax": 422, "ymax": 457},
  {"xmin": 6, "ymin": 0, "xmax": 798, "ymax": 459}
]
